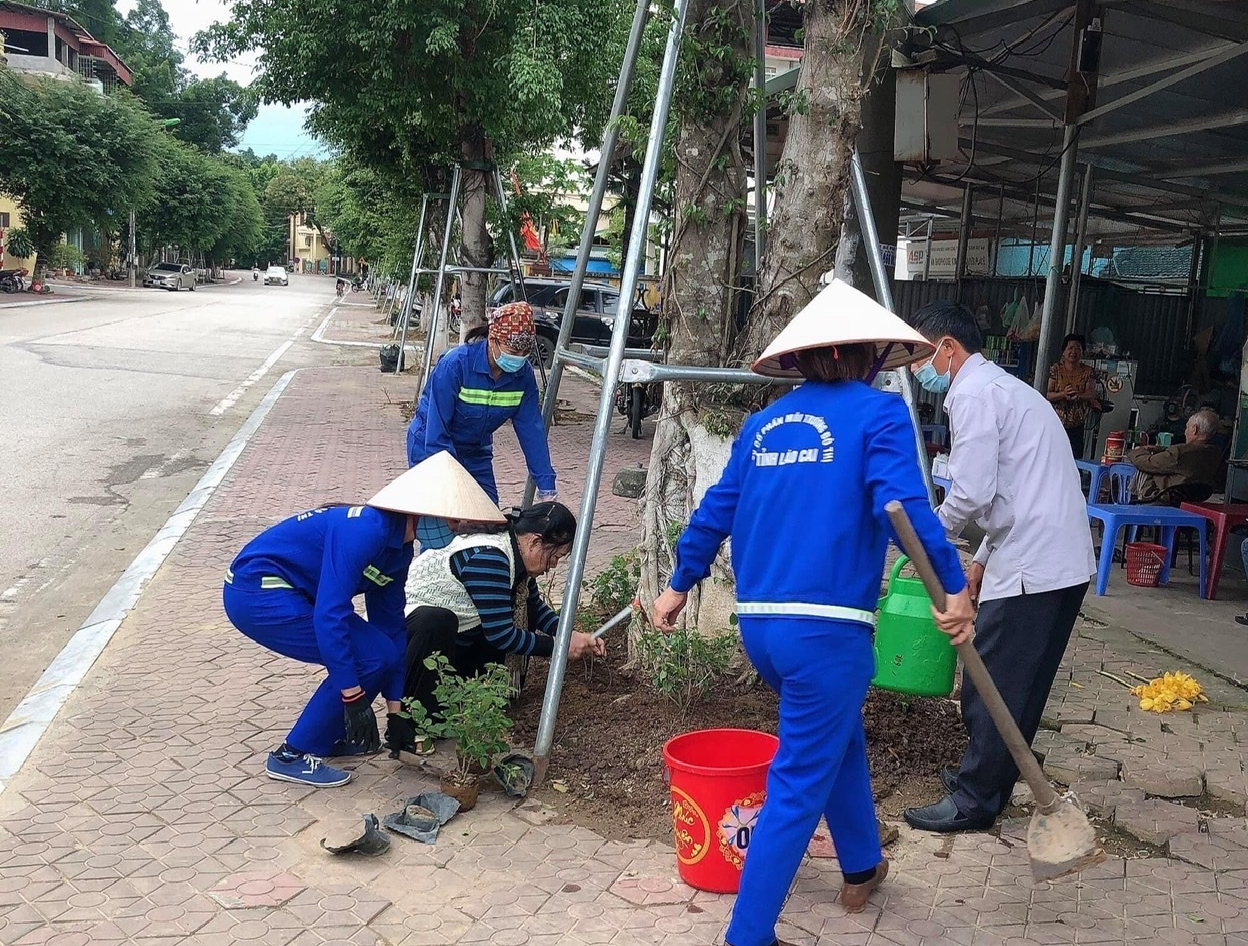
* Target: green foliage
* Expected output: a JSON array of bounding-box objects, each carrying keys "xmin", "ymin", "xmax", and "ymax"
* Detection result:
[
  {"xmin": 400, "ymin": 653, "xmax": 513, "ymax": 782},
  {"xmin": 590, "ymin": 551, "xmax": 640, "ymax": 617},
  {"xmin": 0, "ymin": 71, "xmax": 160, "ymax": 268},
  {"xmin": 636, "ymin": 626, "xmax": 737, "ymax": 714},
  {"xmin": 3, "ymin": 228, "xmax": 35, "ymax": 260},
  {"xmin": 166, "ymin": 76, "xmax": 258, "ymax": 154},
  {"xmin": 47, "ymin": 243, "xmax": 84, "ymax": 272}
]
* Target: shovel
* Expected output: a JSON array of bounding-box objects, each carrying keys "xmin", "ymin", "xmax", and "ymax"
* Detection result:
[{"xmin": 885, "ymin": 501, "xmax": 1104, "ymax": 882}]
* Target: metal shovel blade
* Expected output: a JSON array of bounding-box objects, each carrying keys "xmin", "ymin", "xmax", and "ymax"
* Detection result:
[{"xmin": 1027, "ymin": 791, "xmax": 1105, "ymax": 882}]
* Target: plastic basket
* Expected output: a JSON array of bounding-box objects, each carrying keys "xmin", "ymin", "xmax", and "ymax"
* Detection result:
[{"xmin": 1125, "ymin": 542, "xmax": 1166, "ymax": 588}]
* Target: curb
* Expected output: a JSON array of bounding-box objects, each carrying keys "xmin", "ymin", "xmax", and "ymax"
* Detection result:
[
  {"xmin": 0, "ymin": 369, "xmax": 301, "ymax": 793},
  {"xmin": 311, "ymin": 306, "xmax": 422, "ymax": 355},
  {"xmin": 0, "ymin": 295, "xmax": 93, "ymax": 311}
]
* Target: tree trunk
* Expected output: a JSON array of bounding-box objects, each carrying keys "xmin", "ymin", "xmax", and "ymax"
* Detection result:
[
  {"xmin": 733, "ymin": 1, "xmax": 874, "ymax": 361},
  {"xmin": 458, "ymin": 128, "xmax": 494, "ymax": 341},
  {"xmin": 634, "ymin": 0, "xmax": 753, "ymax": 651},
  {"xmin": 635, "ymin": 0, "xmax": 892, "ymax": 648}
]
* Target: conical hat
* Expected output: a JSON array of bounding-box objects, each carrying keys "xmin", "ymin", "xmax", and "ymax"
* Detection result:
[
  {"xmin": 367, "ymin": 451, "xmax": 505, "ymax": 523},
  {"xmin": 752, "ymin": 278, "xmax": 935, "ymax": 379}
]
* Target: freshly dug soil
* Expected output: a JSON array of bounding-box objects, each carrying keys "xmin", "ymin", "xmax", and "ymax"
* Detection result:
[{"xmin": 511, "ymin": 645, "xmax": 967, "ymax": 841}]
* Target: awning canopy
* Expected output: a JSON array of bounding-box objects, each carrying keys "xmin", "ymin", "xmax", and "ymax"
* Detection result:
[{"xmin": 904, "ymin": 0, "xmax": 1248, "ymax": 244}]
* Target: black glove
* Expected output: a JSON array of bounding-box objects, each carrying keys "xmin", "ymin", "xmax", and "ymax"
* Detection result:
[
  {"xmin": 385, "ymin": 712, "xmax": 417, "ymax": 759},
  {"xmin": 342, "ymin": 691, "xmax": 381, "ymax": 753}
]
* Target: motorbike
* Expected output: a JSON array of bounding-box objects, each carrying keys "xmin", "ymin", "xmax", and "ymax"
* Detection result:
[
  {"xmin": 0, "ymin": 268, "xmax": 28, "ymax": 294},
  {"xmin": 335, "ymin": 278, "xmax": 346, "ymax": 298},
  {"xmin": 350, "ymin": 276, "xmax": 365, "ymax": 292},
  {"xmin": 252, "ymin": 269, "xmax": 260, "ymax": 281},
  {"xmin": 614, "ymin": 378, "xmax": 662, "ymax": 439}
]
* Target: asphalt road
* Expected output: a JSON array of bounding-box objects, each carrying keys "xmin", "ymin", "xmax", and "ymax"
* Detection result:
[{"xmin": 0, "ymin": 270, "xmax": 362, "ymax": 721}]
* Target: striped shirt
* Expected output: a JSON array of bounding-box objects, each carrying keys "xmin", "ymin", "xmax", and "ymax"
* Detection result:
[{"xmin": 449, "ymin": 546, "xmax": 558, "ymax": 657}]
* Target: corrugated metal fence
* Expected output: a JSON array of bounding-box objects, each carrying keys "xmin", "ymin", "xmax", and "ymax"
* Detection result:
[{"xmin": 892, "ymin": 277, "xmax": 1196, "ymax": 396}]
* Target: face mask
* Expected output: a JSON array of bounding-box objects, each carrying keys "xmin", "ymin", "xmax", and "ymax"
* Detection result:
[
  {"xmin": 914, "ymin": 343, "xmax": 951, "ymax": 394},
  {"xmin": 496, "ymin": 352, "xmax": 528, "ymax": 373}
]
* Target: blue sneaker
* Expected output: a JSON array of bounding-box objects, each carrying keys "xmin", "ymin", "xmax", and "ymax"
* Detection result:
[{"xmin": 266, "ymin": 750, "xmax": 352, "ymax": 787}]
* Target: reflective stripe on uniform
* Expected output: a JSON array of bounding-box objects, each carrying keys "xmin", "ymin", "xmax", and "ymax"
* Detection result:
[
  {"xmin": 224, "ymin": 568, "xmax": 235, "ymax": 585},
  {"xmin": 260, "ymin": 576, "xmax": 294, "ymax": 590},
  {"xmin": 458, "ymin": 387, "xmax": 524, "ymax": 408},
  {"xmin": 735, "ymin": 601, "xmax": 876, "ymax": 627},
  {"xmin": 362, "ymin": 565, "xmax": 393, "ymax": 587},
  {"xmin": 347, "ymin": 505, "xmax": 365, "ymax": 518}
]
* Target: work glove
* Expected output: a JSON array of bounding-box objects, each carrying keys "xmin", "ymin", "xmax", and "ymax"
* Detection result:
[
  {"xmin": 342, "ymin": 691, "xmax": 381, "ymax": 753},
  {"xmin": 385, "ymin": 712, "xmax": 417, "ymax": 759},
  {"xmin": 535, "ymin": 489, "xmax": 558, "ymax": 504}
]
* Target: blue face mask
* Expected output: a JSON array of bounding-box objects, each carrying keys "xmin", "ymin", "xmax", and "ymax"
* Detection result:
[
  {"xmin": 914, "ymin": 342, "xmax": 952, "ymax": 394},
  {"xmin": 496, "ymin": 352, "xmax": 528, "ymax": 373}
]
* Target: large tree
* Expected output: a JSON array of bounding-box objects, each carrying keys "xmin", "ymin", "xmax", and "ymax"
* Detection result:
[
  {"xmin": 0, "ymin": 71, "xmax": 159, "ymax": 273},
  {"xmin": 197, "ymin": 0, "xmax": 628, "ymax": 331},
  {"xmin": 637, "ymin": 0, "xmax": 906, "ymax": 640}
]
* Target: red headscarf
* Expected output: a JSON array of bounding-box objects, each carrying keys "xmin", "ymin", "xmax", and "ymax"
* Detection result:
[{"xmin": 489, "ymin": 301, "xmax": 536, "ymax": 354}]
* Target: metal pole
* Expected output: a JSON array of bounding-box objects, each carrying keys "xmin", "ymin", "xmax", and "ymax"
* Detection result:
[
  {"xmin": 492, "ymin": 168, "xmax": 528, "ymax": 304},
  {"xmin": 1064, "ymin": 165, "xmax": 1094, "ymax": 333},
  {"xmin": 851, "ymin": 148, "xmax": 937, "ymax": 507},
  {"xmin": 128, "ymin": 209, "xmax": 136, "ymax": 289},
  {"xmin": 395, "ymin": 196, "xmax": 430, "ymax": 368},
  {"xmin": 1032, "ymin": 123, "xmax": 1080, "ymax": 393},
  {"xmin": 591, "ymin": 603, "xmax": 634, "ymax": 640},
  {"xmin": 416, "ymin": 167, "xmax": 463, "ymax": 396},
  {"xmin": 523, "ymin": 0, "xmax": 652, "ymax": 508},
  {"xmin": 991, "ymin": 185, "xmax": 1005, "ymax": 277},
  {"xmin": 954, "ymin": 186, "xmax": 974, "ymax": 280},
  {"xmin": 752, "ymin": 0, "xmax": 768, "ymax": 263},
  {"xmin": 534, "ymin": 0, "xmax": 690, "ymax": 762},
  {"xmin": 922, "ymin": 221, "xmax": 933, "ymax": 281}
]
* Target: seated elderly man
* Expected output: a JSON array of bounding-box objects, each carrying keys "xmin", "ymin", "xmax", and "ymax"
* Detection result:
[{"xmin": 1126, "ymin": 409, "xmax": 1222, "ymax": 506}]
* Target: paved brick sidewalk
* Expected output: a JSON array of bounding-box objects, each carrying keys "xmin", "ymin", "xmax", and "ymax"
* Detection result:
[{"xmin": 3, "ymin": 364, "xmax": 1248, "ymax": 945}]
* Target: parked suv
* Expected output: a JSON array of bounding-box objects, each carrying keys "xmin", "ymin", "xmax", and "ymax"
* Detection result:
[{"xmin": 488, "ymin": 277, "xmax": 656, "ymax": 367}]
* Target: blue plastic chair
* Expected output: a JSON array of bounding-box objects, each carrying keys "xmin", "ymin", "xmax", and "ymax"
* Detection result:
[
  {"xmin": 1074, "ymin": 459, "xmax": 1110, "ymax": 502},
  {"xmin": 1085, "ymin": 503, "xmax": 1207, "ymax": 597}
]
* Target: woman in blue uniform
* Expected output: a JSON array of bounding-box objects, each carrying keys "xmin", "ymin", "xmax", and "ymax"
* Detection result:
[
  {"xmin": 223, "ymin": 451, "xmax": 504, "ymax": 788},
  {"xmin": 651, "ymin": 279, "xmax": 976, "ymax": 946},
  {"xmin": 406, "ymin": 301, "xmax": 557, "ymax": 515}
]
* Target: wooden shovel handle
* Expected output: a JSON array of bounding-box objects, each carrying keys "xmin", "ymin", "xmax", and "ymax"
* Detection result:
[{"xmin": 884, "ymin": 501, "xmax": 1059, "ymax": 809}]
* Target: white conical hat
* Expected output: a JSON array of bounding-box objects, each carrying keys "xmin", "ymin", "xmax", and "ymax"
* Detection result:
[
  {"xmin": 367, "ymin": 451, "xmax": 505, "ymax": 523},
  {"xmin": 752, "ymin": 278, "xmax": 935, "ymax": 379}
]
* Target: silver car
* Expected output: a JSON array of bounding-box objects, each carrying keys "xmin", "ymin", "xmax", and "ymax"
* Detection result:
[
  {"xmin": 264, "ymin": 265, "xmax": 289, "ymax": 286},
  {"xmin": 144, "ymin": 262, "xmax": 196, "ymax": 291}
]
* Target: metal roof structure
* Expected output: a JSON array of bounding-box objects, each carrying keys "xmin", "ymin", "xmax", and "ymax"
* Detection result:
[{"xmin": 905, "ymin": 0, "xmax": 1248, "ymax": 244}]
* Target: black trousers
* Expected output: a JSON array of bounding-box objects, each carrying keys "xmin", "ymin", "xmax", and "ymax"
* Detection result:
[
  {"xmin": 951, "ymin": 581, "xmax": 1089, "ymax": 821},
  {"xmin": 403, "ymin": 607, "xmax": 501, "ymax": 717},
  {"xmin": 1065, "ymin": 424, "xmax": 1084, "ymax": 460}
]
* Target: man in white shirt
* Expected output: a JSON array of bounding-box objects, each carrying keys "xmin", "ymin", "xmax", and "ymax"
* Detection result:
[{"xmin": 903, "ymin": 301, "xmax": 1096, "ymax": 833}]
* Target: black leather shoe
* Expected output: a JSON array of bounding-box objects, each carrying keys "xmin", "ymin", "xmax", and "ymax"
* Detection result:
[
  {"xmin": 940, "ymin": 766, "xmax": 959, "ymax": 794},
  {"xmin": 904, "ymin": 796, "xmax": 995, "ymax": 833},
  {"xmin": 1236, "ymin": 614, "xmax": 1248, "ymax": 627}
]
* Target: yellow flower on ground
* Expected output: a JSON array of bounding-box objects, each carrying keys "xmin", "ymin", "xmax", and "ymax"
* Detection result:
[{"xmin": 1129, "ymin": 670, "xmax": 1208, "ymax": 713}]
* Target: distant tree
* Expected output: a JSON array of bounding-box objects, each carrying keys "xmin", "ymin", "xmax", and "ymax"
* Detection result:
[
  {"xmin": 197, "ymin": 0, "xmax": 629, "ymax": 332},
  {"xmin": 167, "ymin": 76, "xmax": 258, "ymax": 153},
  {"xmin": 0, "ymin": 71, "xmax": 159, "ymax": 274}
]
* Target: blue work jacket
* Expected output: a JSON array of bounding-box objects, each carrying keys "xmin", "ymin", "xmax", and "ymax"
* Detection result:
[
  {"xmin": 405, "ymin": 341, "xmax": 555, "ymax": 503},
  {"xmin": 227, "ymin": 504, "xmax": 412, "ymax": 693},
  {"xmin": 672, "ymin": 381, "xmax": 967, "ymax": 617}
]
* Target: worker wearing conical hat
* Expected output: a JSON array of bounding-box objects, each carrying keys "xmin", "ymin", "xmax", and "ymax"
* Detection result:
[
  {"xmin": 651, "ymin": 279, "xmax": 977, "ymax": 945},
  {"xmin": 222, "ymin": 452, "xmax": 505, "ymax": 788}
]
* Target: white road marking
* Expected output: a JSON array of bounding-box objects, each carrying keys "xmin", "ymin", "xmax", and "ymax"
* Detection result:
[
  {"xmin": 207, "ymin": 317, "xmax": 313, "ymax": 418},
  {"xmin": 138, "ymin": 449, "xmax": 188, "ymax": 480}
]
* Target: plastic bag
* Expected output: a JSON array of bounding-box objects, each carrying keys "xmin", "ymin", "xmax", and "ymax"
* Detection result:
[{"xmin": 379, "ymin": 344, "xmax": 405, "ymax": 373}]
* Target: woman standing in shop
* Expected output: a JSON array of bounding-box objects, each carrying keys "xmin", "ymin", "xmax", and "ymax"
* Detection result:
[{"xmin": 1046, "ymin": 333, "xmax": 1097, "ymax": 459}]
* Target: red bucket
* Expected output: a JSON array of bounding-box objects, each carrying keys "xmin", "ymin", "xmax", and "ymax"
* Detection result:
[
  {"xmin": 662, "ymin": 729, "xmax": 779, "ymax": 893},
  {"xmin": 1125, "ymin": 542, "xmax": 1166, "ymax": 587}
]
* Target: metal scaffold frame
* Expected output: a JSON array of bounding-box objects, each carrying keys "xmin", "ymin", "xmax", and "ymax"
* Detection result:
[
  {"xmin": 392, "ymin": 165, "xmax": 530, "ymax": 390},
  {"xmin": 527, "ymin": 0, "xmax": 936, "ymax": 765}
]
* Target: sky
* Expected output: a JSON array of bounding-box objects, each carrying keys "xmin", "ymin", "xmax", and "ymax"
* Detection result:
[{"xmin": 117, "ymin": 0, "xmax": 329, "ymax": 160}]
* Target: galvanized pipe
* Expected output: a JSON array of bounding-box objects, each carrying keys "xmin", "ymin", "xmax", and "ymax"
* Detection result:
[
  {"xmin": 534, "ymin": 0, "xmax": 691, "ymax": 760},
  {"xmin": 1032, "ymin": 123, "xmax": 1080, "ymax": 394},
  {"xmin": 394, "ymin": 195, "xmax": 430, "ymax": 365},
  {"xmin": 523, "ymin": 0, "xmax": 653, "ymax": 510},
  {"xmin": 752, "ymin": 0, "xmax": 768, "ymax": 263},
  {"xmin": 850, "ymin": 148, "xmax": 937, "ymax": 507},
  {"xmin": 591, "ymin": 604, "xmax": 635, "ymax": 640},
  {"xmin": 1064, "ymin": 165, "xmax": 1094, "ymax": 333},
  {"xmin": 619, "ymin": 359, "xmax": 792, "ymax": 386},
  {"xmin": 416, "ymin": 166, "xmax": 463, "ymax": 396},
  {"xmin": 552, "ymin": 347, "xmax": 606, "ymax": 373}
]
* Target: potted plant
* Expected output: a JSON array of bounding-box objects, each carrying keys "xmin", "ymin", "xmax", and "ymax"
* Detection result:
[{"xmin": 401, "ymin": 653, "xmax": 513, "ymax": 811}]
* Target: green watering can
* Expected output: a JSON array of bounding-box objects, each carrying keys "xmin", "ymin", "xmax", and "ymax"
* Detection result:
[{"xmin": 871, "ymin": 556, "xmax": 956, "ymax": 697}]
